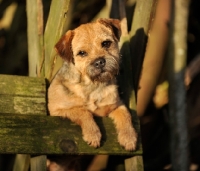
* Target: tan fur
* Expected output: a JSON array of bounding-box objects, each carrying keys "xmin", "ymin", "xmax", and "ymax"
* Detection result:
[{"xmin": 48, "ymin": 18, "xmax": 137, "ymax": 151}]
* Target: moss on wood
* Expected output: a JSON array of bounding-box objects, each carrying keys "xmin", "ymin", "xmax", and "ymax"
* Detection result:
[
  {"xmin": 0, "ymin": 75, "xmax": 46, "ymax": 115},
  {"xmin": 0, "ymin": 114, "xmax": 142, "ymax": 155}
]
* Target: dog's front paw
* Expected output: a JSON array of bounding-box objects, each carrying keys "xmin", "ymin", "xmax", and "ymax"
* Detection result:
[
  {"xmin": 82, "ymin": 124, "xmax": 102, "ymax": 148},
  {"xmin": 118, "ymin": 127, "xmax": 137, "ymax": 151}
]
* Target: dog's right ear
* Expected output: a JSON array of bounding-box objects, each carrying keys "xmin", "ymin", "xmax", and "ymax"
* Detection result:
[
  {"xmin": 97, "ymin": 18, "xmax": 121, "ymax": 41},
  {"xmin": 55, "ymin": 30, "xmax": 74, "ymax": 63}
]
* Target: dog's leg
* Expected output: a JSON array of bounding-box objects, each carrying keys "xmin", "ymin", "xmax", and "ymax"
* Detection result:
[
  {"xmin": 109, "ymin": 105, "xmax": 137, "ymax": 151},
  {"xmin": 54, "ymin": 108, "xmax": 102, "ymax": 148}
]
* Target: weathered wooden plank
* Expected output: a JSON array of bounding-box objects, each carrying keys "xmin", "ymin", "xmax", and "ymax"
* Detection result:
[
  {"xmin": 0, "ymin": 75, "xmax": 46, "ymax": 115},
  {"xmin": 0, "ymin": 114, "xmax": 142, "ymax": 155},
  {"xmin": 0, "ymin": 75, "xmax": 46, "ymax": 96},
  {"xmin": 0, "ymin": 95, "xmax": 46, "ymax": 115}
]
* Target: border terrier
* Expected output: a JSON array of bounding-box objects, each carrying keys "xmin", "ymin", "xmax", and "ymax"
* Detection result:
[{"xmin": 48, "ymin": 18, "xmax": 137, "ymax": 151}]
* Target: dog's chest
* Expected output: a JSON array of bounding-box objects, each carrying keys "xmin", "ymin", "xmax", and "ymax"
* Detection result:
[{"xmin": 84, "ymin": 84, "xmax": 119, "ymax": 115}]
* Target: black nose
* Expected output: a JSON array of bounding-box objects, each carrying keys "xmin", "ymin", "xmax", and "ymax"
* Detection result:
[{"xmin": 93, "ymin": 58, "xmax": 106, "ymax": 68}]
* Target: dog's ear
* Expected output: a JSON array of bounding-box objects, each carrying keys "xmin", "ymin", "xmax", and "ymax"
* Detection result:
[
  {"xmin": 55, "ymin": 30, "xmax": 74, "ymax": 63},
  {"xmin": 97, "ymin": 18, "xmax": 121, "ymax": 41}
]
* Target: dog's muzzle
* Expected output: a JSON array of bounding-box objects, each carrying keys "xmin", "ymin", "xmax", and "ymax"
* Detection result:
[{"xmin": 87, "ymin": 56, "xmax": 119, "ymax": 82}]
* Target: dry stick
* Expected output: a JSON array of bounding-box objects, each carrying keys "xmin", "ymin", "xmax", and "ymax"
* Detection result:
[
  {"xmin": 27, "ymin": 0, "xmax": 44, "ymax": 77},
  {"xmin": 37, "ymin": 0, "xmax": 45, "ymax": 77},
  {"xmin": 129, "ymin": 0, "xmax": 158, "ymax": 93},
  {"xmin": 167, "ymin": 0, "xmax": 190, "ymax": 170},
  {"xmin": 44, "ymin": 0, "xmax": 71, "ymax": 80}
]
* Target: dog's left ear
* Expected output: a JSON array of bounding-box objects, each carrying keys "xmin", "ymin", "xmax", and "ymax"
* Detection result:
[
  {"xmin": 55, "ymin": 30, "xmax": 74, "ymax": 63},
  {"xmin": 97, "ymin": 18, "xmax": 121, "ymax": 41}
]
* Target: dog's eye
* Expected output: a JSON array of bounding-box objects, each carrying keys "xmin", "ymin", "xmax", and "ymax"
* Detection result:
[
  {"xmin": 77, "ymin": 51, "xmax": 87, "ymax": 57},
  {"xmin": 102, "ymin": 40, "xmax": 112, "ymax": 48}
]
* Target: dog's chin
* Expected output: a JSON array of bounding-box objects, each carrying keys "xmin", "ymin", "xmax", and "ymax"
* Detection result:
[{"xmin": 88, "ymin": 69, "xmax": 116, "ymax": 83}]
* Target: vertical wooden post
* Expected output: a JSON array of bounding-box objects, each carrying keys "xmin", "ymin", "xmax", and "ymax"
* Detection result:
[
  {"xmin": 26, "ymin": 0, "xmax": 46, "ymax": 170},
  {"xmin": 110, "ymin": 0, "xmax": 144, "ymax": 170},
  {"xmin": 13, "ymin": 154, "xmax": 30, "ymax": 171},
  {"xmin": 13, "ymin": 1, "xmax": 46, "ymax": 171},
  {"xmin": 167, "ymin": 0, "xmax": 190, "ymax": 170},
  {"xmin": 110, "ymin": 0, "xmax": 137, "ymax": 111},
  {"xmin": 129, "ymin": 0, "xmax": 158, "ymax": 93},
  {"xmin": 31, "ymin": 156, "xmax": 47, "ymax": 171},
  {"xmin": 44, "ymin": 0, "xmax": 71, "ymax": 80},
  {"xmin": 26, "ymin": 0, "xmax": 71, "ymax": 170},
  {"xmin": 26, "ymin": 0, "xmax": 44, "ymax": 77},
  {"xmin": 125, "ymin": 156, "xmax": 144, "ymax": 171}
]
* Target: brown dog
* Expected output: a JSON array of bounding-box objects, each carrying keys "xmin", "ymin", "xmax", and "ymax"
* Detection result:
[{"xmin": 48, "ymin": 18, "xmax": 137, "ymax": 151}]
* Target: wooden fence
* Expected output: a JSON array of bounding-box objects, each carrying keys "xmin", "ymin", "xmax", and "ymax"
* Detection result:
[{"xmin": 0, "ymin": 0, "xmax": 191, "ymax": 170}]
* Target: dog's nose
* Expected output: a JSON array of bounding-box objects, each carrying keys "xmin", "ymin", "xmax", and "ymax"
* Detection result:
[{"xmin": 93, "ymin": 58, "xmax": 106, "ymax": 68}]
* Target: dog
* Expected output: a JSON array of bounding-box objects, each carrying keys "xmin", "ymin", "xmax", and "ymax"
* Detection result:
[{"xmin": 48, "ymin": 18, "xmax": 137, "ymax": 151}]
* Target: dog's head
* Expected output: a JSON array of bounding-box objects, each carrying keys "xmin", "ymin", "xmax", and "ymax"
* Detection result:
[{"xmin": 55, "ymin": 18, "xmax": 121, "ymax": 82}]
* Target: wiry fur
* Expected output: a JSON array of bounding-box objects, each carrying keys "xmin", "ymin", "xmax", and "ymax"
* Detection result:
[{"xmin": 48, "ymin": 18, "xmax": 137, "ymax": 150}]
